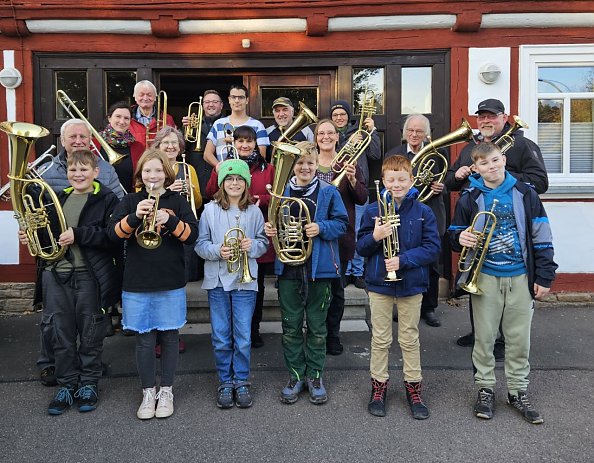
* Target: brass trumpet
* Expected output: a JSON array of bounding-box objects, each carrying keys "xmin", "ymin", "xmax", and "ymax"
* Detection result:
[
  {"xmin": 136, "ymin": 183, "xmax": 162, "ymax": 250},
  {"xmin": 457, "ymin": 199, "xmax": 499, "ymax": 295},
  {"xmin": 146, "ymin": 90, "xmax": 168, "ymax": 147},
  {"xmin": 223, "ymin": 214, "xmax": 254, "ymax": 283},
  {"xmin": 375, "ymin": 180, "xmax": 402, "ymax": 281},
  {"xmin": 184, "ymin": 97, "xmax": 203, "ymax": 152},
  {"xmin": 494, "ymin": 116, "xmax": 528, "ymax": 154}
]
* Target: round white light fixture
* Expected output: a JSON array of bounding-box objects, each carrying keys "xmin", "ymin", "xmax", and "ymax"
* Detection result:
[
  {"xmin": 0, "ymin": 67, "xmax": 22, "ymax": 89},
  {"xmin": 478, "ymin": 63, "xmax": 501, "ymax": 84}
]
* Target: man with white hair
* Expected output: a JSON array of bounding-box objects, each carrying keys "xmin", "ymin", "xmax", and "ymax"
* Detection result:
[{"xmin": 129, "ymin": 80, "xmax": 176, "ymax": 149}]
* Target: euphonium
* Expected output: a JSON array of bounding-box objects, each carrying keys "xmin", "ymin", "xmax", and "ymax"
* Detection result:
[
  {"xmin": 136, "ymin": 183, "xmax": 162, "ymax": 250},
  {"xmin": 184, "ymin": 97, "xmax": 203, "ymax": 152},
  {"xmin": 410, "ymin": 118, "xmax": 474, "ymax": 202},
  {"xmin": 331, "ymin": 87, "xmax": 376, "ymax": 187},
  {"xmin": 223, "ymin": 215, "xmax": 254, "ymax": 284},
  {"xmin": 0, "ymin": 121, "xmax": 68, "ymax": 261},
  {"xmin": 56, "ymin": 90, "xmax": 127, "ymax": 166},
  {"xmin": 175, "ymin": 152, "xmax": 197, "ymax": 218},
  {"xmin": 375, "ymin": 180, "xmax": 402, "ymax": 281},
  {"xmin": 266, "ymin": 142, "xmax": 313, "ymax": 265},
  {"xmin": 494, "ymin": 116, "xmax": 528, "ymax": 154},
  {"xmin": 273, "ymin": 102, "xmax": 318, "ymax": 167},
  {"xmin": 457, "ymin": 199, "xmax": 499, "ymax": 295},
  {"xmin": 145, "ymin": 90, "xmax": 168, "ymax": 147}
]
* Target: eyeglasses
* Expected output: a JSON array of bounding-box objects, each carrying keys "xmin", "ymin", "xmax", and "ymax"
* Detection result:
[
  {"xmin": 229, "ymin": 95, "xmax": 247, "ymax": 101},
  {"xmin": 203, "ymin": 100, "xmax": 222, "ymax": 105},
  {"xmin": 224, "ymin": 175, "xmax": 245, "ymax": 183},
  {"xmin": 332, "ymin": 112, "xmax": 348, "ymax": 118},
  {"xmin": 477, "ymin": 113, "xmax": 503, "ymax": 121},
  {"xmin": 406, "ymin": 129, "xmax": 425, "ymax": 136},
  {"xmin": 160, "ymin": 141, "xmax": 179, "ymax": 146},
  {"xmin": 317, "ymin": 131, "xmax": 337, "ymax": 137}
]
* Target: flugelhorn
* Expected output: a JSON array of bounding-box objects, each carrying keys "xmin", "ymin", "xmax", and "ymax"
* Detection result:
[
  {"xmin": 56, "ymin": 90, "xmax": 127, "ymax": 166},
  {"xmin": 410, "ymin": 118, "xmax": 474, "ymax": 202},
  {"xmin": 266, "ymin": 142, "xmax": 312, "ymax": 265},
  {"xmin": 136, "ymin": 183, "xmax": 162, "ymax": 250},
  {"xmin": 146, "ymin": 90, "xmax": 168, "ymax": 147},
  {"xmin": 457, "ymin": 199, "xmax": 499, "ymax": 295},
  {"xmin": 0, "ymin": 121, "xmax": 68, "ymax": 261},
  {"xmin": 375, "ymin": 180, "xmax": 402, "ymax": 281},
  {"xmin": 184, "ymin": 97, "xmax": 203, "ymax": 152},
  {"xmin": 494, "ymin": 116, "xmax": 528, "ymax": 154},
  {"xmin": 223, "ymin": 214, "xmax": 254, "ymax": 284}
]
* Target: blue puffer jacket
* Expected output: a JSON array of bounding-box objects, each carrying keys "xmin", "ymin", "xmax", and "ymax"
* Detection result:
[
  {"xmin": 356, "ymin": 188, "xmax": 441, "ymax": 297},
  {"xmin": 274, "ymin": 180, "xmax": 348, "ymax": 279}
]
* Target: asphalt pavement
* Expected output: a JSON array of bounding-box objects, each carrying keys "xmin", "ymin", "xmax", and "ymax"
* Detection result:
[{"xmin": 0, "ymin": 300, "xmax": 593, "ymax": 463}]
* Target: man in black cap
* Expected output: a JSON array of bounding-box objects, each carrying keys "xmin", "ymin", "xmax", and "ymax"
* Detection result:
[
  {"xmin": 265, "ymin": 97, "xmax": 314, "ymax": 162},
  {"xmin": 445, "ymin": 98, "xmax": 549, "ymax": 355}
]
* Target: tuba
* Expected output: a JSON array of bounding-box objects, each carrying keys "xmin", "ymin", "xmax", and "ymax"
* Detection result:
[
  {"xmin": 410, "ymin": 118, "xmax": 474, "ymax": 203},
  {"xmin": 457, "ymin": 199, "xmax": 499, "ymax": 295},
  {"xmin": 135, "ymin": 183, "xmax": 162, "ymax": 250},
  {"xmin": 175, "ymin": 152, "xmax": 197, "ymax": 218},
  {"xmin": 56, "ymin": 90, "xmax": 127, "ymax": 165},
  {"xmin": 272, "ymin": 102, "xmax": 318, "ymax": 168},
  {"xmin": 146, "ymin": 90, "xmax": 168, "ymax": 147},
  {"xmin": 494, "ymin": 116, "xmax": 528, "ymax": 154},
  {"xmin": 331, "ymin": 87, "xmax": 376, "ymax": 187},
  {"xmin": 266, "ymin": 142, "xmax": 313, "ymax": 265},
  {"xmin": 223, "ymin": 214, "xmax": 254, "ymax": 284},
  {"xmin": 375, "ymin": 180, "xmax": 402, "ymax": 281},
  {"xmin": 184, "ymin": 97, "xmax": 203, "ymax": 152},
  {"xmin": 0, "ymin": 121, "xmax": 68, "ymax": 261}
]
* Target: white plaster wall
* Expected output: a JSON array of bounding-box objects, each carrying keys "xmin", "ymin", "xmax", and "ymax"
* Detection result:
[
  {"xmin": 468, "ymin": 48, "xmax": 511, "ymax": 115},
  {"xmin": 543, "ymin": 201, "xmax": 594, "ymax": 273},
  {"xmin": 0, "ymin": 211, "xmax": 20, "ymax": 264}
]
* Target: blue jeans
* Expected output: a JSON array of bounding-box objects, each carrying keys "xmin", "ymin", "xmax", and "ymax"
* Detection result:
[
  {"xmin": 346, "ymin": 200, "xmax": 367, "ymax": 277},
  {"xmin": 208, "ymin": 287, "xmax": 257, "ymax": 386}
]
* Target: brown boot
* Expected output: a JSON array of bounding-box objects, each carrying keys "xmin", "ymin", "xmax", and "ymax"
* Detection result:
[
  {"xmin": 368, "ymin": 378, "xmax": 388, "ymax": 417},
  {"xmin": 404, "ymin": 381, "xmax": 429, "ymax": 420}
]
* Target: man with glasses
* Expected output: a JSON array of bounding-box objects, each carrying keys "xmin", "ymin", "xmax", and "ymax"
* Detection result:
[
  {"xmin": 385, "ymin": 114, "xmax": 446, "ymax": 327},
  {"xmin": 203, "ymin": 84, "xmax": 269, "ymax": 170},
  {"xmin": 445, "ymin": 98, "xmax": 548, "ymax": 355},
  {"xmin": 265, "ymin": 97, "xmax": 314, "ymax": 163}
]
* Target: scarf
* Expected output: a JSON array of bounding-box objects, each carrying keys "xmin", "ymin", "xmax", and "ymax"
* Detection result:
[
  {"xmin": 228, "ymin": 150, "xmax": 268, "ymax": 172},
  {"xmin": 289, "ymin": 176, "xmax": 319, "ymax": 197},
  {"xmin": 100, "ymin": 124, "xmax": 136, "ymax": 149}
]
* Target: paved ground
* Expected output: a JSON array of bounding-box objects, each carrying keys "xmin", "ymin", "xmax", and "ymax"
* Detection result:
[{"xmin": 1, "ymin": 300, "xmax": 593, "ymax": 463}]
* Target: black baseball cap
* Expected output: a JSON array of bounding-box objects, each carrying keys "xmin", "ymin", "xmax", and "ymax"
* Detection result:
[{"xmin": 475, "ymin": 99, "xmax": 505, "ymax": 114}]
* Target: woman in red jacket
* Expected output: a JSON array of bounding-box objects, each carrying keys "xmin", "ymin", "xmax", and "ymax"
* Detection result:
[{"xmin": 205, "ymin": 125, "xmax": 275, "ymax": 347}]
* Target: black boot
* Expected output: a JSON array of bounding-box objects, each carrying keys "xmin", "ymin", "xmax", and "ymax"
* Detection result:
[
  {"xmin": 404, "ymin": 381, "xmax": 429, "ymax": 420},
  {"xmin": 368, "ymin": 378, "xmax": 388, "ymax": 417}
]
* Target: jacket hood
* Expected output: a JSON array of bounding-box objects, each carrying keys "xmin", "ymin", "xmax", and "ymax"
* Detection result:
[{"xmin": 468, "ymin": 171, "xmax": 517, "ymax": 199}]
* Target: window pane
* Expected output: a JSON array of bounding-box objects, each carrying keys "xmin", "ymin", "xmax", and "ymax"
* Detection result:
[
  {"xmin": 538, "ymin": 66, "xmax": 594, "ymax": 93},
  {"xmin": 56, "ymin": 71, "xmax": 87, "ymax": 119},
  {"xmin": 353, "ymin": 67, "xmax": 384, "ymax": 115},
  {"xmin": 538, "ymin": 99, "xmax": 563, "ymax": 173},
  {"xmin": 261, "ymin": 88, "xmax": 318, "ymax": 118},
  {"xmin": 105, "ymin": 71, "xmax": 137, "ymax": 110},
  {"xmin": 570, "ymin": 99, "xmax": 594, "ymax": 173},
  {"xmin": 401, "ymin": 67, "xmax": 432, "ymax": 114}
]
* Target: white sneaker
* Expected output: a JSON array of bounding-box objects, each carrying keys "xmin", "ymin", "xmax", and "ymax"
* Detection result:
[
  {"xmin": 137, "ymin": 387, "xmax": 157, "ymax": 420},
  {"xmin": 155, "ymin": 386, "xmax": 174, "ymax": 418}
]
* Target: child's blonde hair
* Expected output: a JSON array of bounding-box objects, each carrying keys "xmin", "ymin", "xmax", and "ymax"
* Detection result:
[
  {"xmin": 133, "ymin": 148, "xmax": 176, "ymax": 190},
  {"xmin": 382, "ymin": 155, "xmax": 413, "ymax": 177}
]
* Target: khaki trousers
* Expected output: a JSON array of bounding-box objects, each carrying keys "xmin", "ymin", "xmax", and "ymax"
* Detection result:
[{"xmin": 369, "ymin": 291, "xmax": 423, "ymax": 382}]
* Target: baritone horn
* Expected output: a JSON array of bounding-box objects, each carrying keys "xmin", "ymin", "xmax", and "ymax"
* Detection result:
[
  {"xmin": 267, "ymin": 142, "xmax": 312, "ymax": 265},
  {"xmin": 457, "ymin": 199, "xmax": 499, "ymax": 295},
  {"xmin": 375, "ymin": 180, "xmax": 402, "ymax": 281},
  {"xmin": 410, "ymin": 118, "xmax": 474, "ymax": 202},
  {"xmin": 184, "ymin": 97, "xmax": 203, "ymax": 152},
  {"xmin": 136, "ymin": 183, "xmax": 162, "ymax": 250},
  {"xmin": 494, "ymin": 116, "xmax": 528, "ymax": 154},
  {"xmin": 223, "ymin": 215, "xmax": 254, "ymax": 283},
  {"xmin": 0, "ymin": 121, "xmax": 68, "ymax": 261}
]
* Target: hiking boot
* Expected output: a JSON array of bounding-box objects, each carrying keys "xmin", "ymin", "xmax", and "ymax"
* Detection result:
[
  {"xmin": 368, "ymin": 378, "xmax": 388, "ymax": 417},
  {"xmin": 280, "ymin": 378, "xmax": 305, "ymax": 404},
  {"xmin": 48, "ymin": 385, "xmax": 75, "ymax": 415},
  {"xmin": 457, "ymin": 332, "xmax": 474, "ymax": 347},
  {"xmin": 137, "ymin": 387, "xmax": 157, "ymax": 420},
  {"xmin": 75, "ymin": 384, "xmax": 99, "ymax": 412},
  {"xmin": 474, "ymin": 387, "xmax": 495, "ymax": 420},
  {"xmin": 404, "ymin": 381, "xmax": 429, "ymax": 420},
  {"xmin": 508, "ymin": 391, "xmax": 544, "ymax": 424},
  {"xmin": 422, "ymin": 310, "xmax": 441, "ymax": 327},
  {"xmin": 40, "ymin": 366, "xmax": 57, "ymax": 387},
  {"xmin": 307, "ymin": 377, "xmax": 328, "ymax": 405},
  {"xmin": 251, "ymin": 331, "xmax": 264, "ymax": 349},
  {"xmin": 217, "ymin": 386, "xmax": 234, "ymax": 409},
  {"xmin": 155, "ymin": 386, "xmax": 174, "ymax": 418},
  {"xmin": 235, "ymin": 385, "xmax": 253, "ymax": 408}
]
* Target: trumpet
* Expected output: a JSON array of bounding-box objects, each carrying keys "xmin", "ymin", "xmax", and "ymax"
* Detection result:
[
  {"xmin": 56, "ymin": 90, "xmax": 127, "ymax": 166},
  {"xmin": 146, "ymin": 90, "xmax": 168, "ymax": 147},
  {"xmin": 375, "ymin": 180, "xmax": 402, "ymax": 281},
  {"xmin": 175, "ymin": 152, "xmax": 197, "ymax": 218},
  {"xmin": 223, "ymin": 214, "xmax": 254, "ymax": 283},
  {"xmin": 184, "ymin": 97, "xmax": 203, "ymax": 152},
  {"xmin": 494, "ymin": 116, "xmax": 528, "ymax": 154},
  {"xmin": 0, "ymin": 145, "xmax": 56, "ymax": 201},
  {"xmin": 457, "ymin": 199, "xmax": 499, "ymax": 295},
  {"xmin": 331, "ymin": 87, "xmax": 376, "ymax": 187},
  {"xmin": 136, "ymin": 183, "xmax": 162, "ymax": 250}
]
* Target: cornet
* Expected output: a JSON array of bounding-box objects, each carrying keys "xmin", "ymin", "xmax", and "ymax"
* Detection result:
[
  {"xmin": 184, "ymin": 97, "xmax": 203, "ymax": 152},
  {"xmin": 136, "ymin": 183, "xmax": 162, "ymax": 250},
  {"xmin": 375, "ymin": 180, "xmax": 402, "ymax": 281},
  {"xmin": 223, "ymin": 214, "xmax": 254, "ymax": 284}
]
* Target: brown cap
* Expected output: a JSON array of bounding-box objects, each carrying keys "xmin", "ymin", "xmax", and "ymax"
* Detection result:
[{"xmin": 272, "ymin": 97, "xmax": 293, "ymax": 108}]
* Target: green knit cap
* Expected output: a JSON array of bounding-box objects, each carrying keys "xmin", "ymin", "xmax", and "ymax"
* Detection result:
[{"xmin": 217, "ymin": 159, "xmax": 251, "ymax": 187}]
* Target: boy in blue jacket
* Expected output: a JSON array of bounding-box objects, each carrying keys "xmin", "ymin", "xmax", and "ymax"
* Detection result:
[
  {"xmin": 450, "ymin": 142, "xmax": 557, "ymax": 424},
  {"xmin": 357, "ymin": 155, "xmax": 440, "ymax": 419}
]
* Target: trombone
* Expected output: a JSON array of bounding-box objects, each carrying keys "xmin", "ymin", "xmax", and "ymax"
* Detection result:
[
  {"xmin": 146, "ymin": 90, "xmax": 168, "ymax": 147},
  {"xmin": 184, "ymin": 96, "xmax": 203, "ymax": 152},
  {"xmin": 375, "ymin": 180, "xmax": 402, "ymax": 281},
  {"xmin": 223, "ymin": 214, "xmax": 254, "ymax": 283},
  {"xmin": 136, "ymin": 183, "xmax": 162, "ymax": 250}
]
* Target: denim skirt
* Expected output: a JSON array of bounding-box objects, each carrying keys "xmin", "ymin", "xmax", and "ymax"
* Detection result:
[{"xmin": 122, "ymin": 287, "xmax": 187, "ymax": 333}]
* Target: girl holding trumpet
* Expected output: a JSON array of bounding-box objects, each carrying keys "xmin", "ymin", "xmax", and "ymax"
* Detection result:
[
  {"xmin": 108, "ymin": 148, "xmax": 198, "ymax": 420},
  {"xmin": 195, "ymin": 159, "xmax": 268, "ymax": 409}
]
